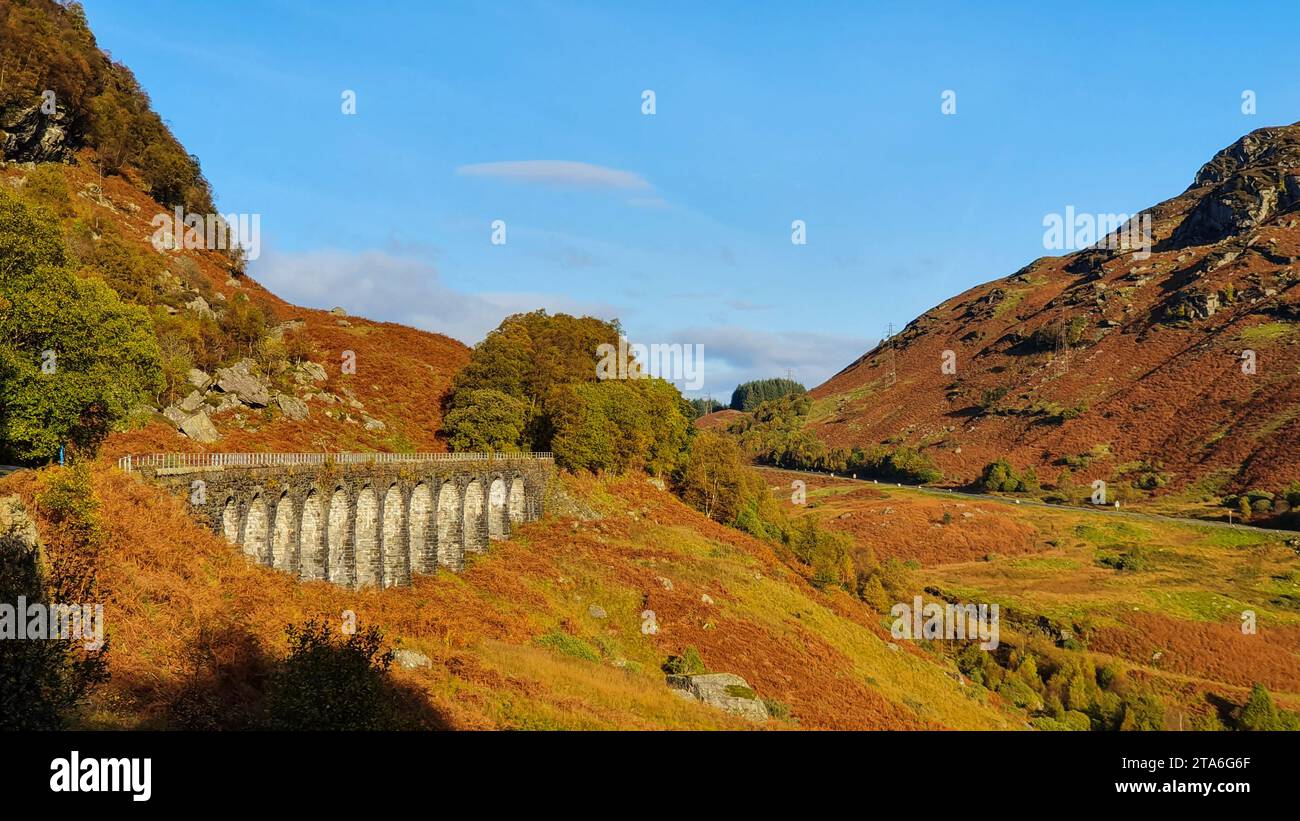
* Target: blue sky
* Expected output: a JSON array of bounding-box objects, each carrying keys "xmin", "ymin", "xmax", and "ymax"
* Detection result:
[{"xmin": 83, "ymin": 0, "xmax": 1300, "ymax": 399}]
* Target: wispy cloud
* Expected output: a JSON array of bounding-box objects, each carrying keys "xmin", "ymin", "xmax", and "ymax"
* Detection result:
[
  {"xmin": 456, "ymin": 160, "xmax": 653, "ymax": 191},
  {"xmin": 649, "ymin": 325, "xmax": 875, "ymax": 398},
  {"xmin": 249, "ymin": 246, "xmax": 618, "ymax": 345}
]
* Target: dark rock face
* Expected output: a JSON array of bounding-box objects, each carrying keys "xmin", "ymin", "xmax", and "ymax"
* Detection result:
[
  {"xmin": 1171, "ymin": 124, "xmax": 1300, "ymax": 248},
  {"xmin": 0, "ymin": 102, "xmax": 73, "ymax": 163}
]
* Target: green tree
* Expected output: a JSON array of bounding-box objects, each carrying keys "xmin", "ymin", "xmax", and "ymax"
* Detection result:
[
  {"xmin": 635, "ymin": 377, "xmax": 692, "ymax": 476},
  {"xmin": 788, "ymin": 515, "xmax": 855, "ymax": 589},
  {"xmin": 1238, "ymin": 683, "xmax": 1281, "ymax": 731},
  {"xmin": 548, "ymin": 381, "xmax": 650, "ymax": 473},
  {"xmin": 679, "ymin": 429, "xmax": 747, "ymax": 522},
  {"xmin": 444, "ymin": 389, "xmax": 527, "ymax": 452},
  {"xmin": 0, "ymin": 190, "xmax": 161, "ymax": 462}
]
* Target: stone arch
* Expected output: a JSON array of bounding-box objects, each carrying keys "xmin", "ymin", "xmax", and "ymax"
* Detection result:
[
  {"xmin": 381, "ymin": 484, "xmax": 406, "ymax": 588},
  {"xmin": 271, "ymin": 492, "xmax": 295, "ymax": 572},
  {"xmin": 463, "ymin": 480, "xmax": 485, "ymax": 555},
  {"xmin": 488, "ymin": 477, "xmax": 508, "ymax": 539},
  {"xmin": 409, "ymin": 483, "xmax": 433, "ymax": 575},
  {"xmin": 243, "ymin": 494, "xmax": 269, "ymax": 563},
  {"xmin": 299, "ymin": 491, "xmax": 324, "ymax": 581},
  {"xmin": 221, "ymin": 497, "xmax": 239, "ymax": 543},
  {"xmin": 327, "ymin": 488, "xmax": 350, "ymax": 586},
  {"xmin": 507, "ymin": 477, "xmax": 526, "ymax": 524},
  {"xmin": 354, "ymin": 486, "xmax": 380, "ymax": 588},
  {"xmin": 436, "ymin": 482, "xmax": 461, "ymax": 570}
]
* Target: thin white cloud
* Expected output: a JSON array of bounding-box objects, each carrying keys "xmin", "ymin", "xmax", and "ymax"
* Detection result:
[
  {"xmin": 456, "ymin": 160, "xmax": 653, "ymax": 191},
  {"xmin": 249, "ymin": 247, "xmax": 618, "ymax": 345},
  {"xmin": 665, "ymin": 325, "xmax": 875, "ymax": 398},
  {"xmin": 249, "ymin": 247, "xmax": 867, "ymax": 398}
]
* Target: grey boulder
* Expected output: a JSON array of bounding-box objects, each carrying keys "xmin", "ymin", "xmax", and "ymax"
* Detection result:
[
  {"xmin": 214, "ymin": 359, "xmax": 271, "ymax": 407},
  {"xmin": 179, "ymin": 411, "xmax": 221, "ymax": 443},
  {"xmin": 666, "ymin": 673, "xmax": 769, "ymax": 723}
]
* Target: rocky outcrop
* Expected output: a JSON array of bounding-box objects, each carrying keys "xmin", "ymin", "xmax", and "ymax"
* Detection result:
[
  {"xmin": 1171, "ymin": 124, "xmax": 1300, "ymax": 248},
  {"xmin": 161, "ymin": 358, "xmax": 329, "ymax": 440},
  {"xmin": 0, "ymin": 496, "xmax": 44, "ymax": 640},
  {"xmin": 179, "ymin": 411, "xmax": 220, "ymax": 444},
  {"xmin": 188, "ymin": 369, "xmax": 213, "ymax": 391},
  {"xmin": 393, "ymin": 649, "xmax": 432, "ymax": 669},
  {"xmin": 179, "ymin": 390, "xmax": 206, "ymax": 413},
  {"xmin": 275, "ymin": 394, "xmax": 309, "ymax": 421},
  {"xmin": 1162, "ymin": 289, "xmax": 1221, "ymax": 322},
  {"xmin": 291, "ymin": 361, "xmax": 327, "ymax": 386},
  {"xmin": 0, "ymin": 102, "xmax": 73, "ymax": 163},
  {"xmin": 0, "ymin": 496, "xmax": 40, "ymax": 560},
  {"xmin": 185, "ymin": 296, "xmax": 217, "ymax": 320},
  {"xmin": 215, "ymin": 359, "xmax": 272, "ymax": 407},
  {"xmin": 667, "ymin": 673, "xmax": 770, "ymax": 722}
]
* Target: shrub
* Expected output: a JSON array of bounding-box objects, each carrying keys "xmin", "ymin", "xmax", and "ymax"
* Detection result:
[
  {"xmin": 836, "ymin": 444, "xmax": 941, "ymax": 484},
  {"xmin": 1285, "ymin": 481, "xmax": 1300, "ymax": 509},
  {"xmin": 1237, "ymin": 683, "xmax": 1282, "ymax": 731},
  {"xmin": 761, "ymin": 698, "xmax": 794, "ymax": 721},
  {"xmin": 1097, "ymin": 545, "xmax": 1148, "ymax": 572},
  {"xmin": 166, "ymin": 618, "xmax": 272, "ymax": 730},
  {"xmin": 979, "ymin": 459, "xmax": 1037, "ymax": 493},
  {"xmin": 263, "ymin": 618, "xmax": 398, "ymax": 730},
  {"xmin": 19, "ymin": 165, "xmax": 73, "ymax": 216},
  {"xmin": 788, "ymin": 515, "xmax": 855, "ymax": 590},
  {"xmin": 978, "ymin": 386, "xmax": 1009, "ymax": 411},
  {"xmin": 282, "ymin": 326, "xmax": 314, "ymax": 365},
  {"xmin": 536, "ymin": 630, "xmax": 601, "ymax": 663},
  {"xmin": 1030, "ymin": 316, "xmax": 1089, "ymax": 350},
  {"xmin": 997, "ymin": 676, "xmax": 1043, "ymax": 711},
  {"xmin": 664, "ymin": 646, "xmax": 707, "ymax": 676}
]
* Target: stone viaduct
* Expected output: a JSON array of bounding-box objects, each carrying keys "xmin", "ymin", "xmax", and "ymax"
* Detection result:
[{"xmin": 119, "ymin": 452, "xmax": 553, "ymax": 589}]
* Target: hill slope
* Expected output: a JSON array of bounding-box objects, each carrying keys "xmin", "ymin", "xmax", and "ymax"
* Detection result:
[
  {"xmin": 1, "ymin": 0, "xmax": 468, "ymax": 456},
  {"xmin": 809, "ymin": 123, "xmax": 1300, "ymax": 508},
  {"xmin": 1, "ymin": 465, "xmax": 1028, "ymax": 730}
]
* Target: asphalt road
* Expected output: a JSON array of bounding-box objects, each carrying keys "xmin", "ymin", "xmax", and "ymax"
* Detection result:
[{"xmin": 755, "ymin": 464, "xmax": 1297, "ymax": 539}]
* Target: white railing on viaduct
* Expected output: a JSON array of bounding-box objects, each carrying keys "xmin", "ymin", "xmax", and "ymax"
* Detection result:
[{"xmin": 118, "ymin": 452, "xmax": 554, "ymax": 473}]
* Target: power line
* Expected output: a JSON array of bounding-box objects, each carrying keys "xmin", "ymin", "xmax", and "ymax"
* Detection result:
[
  {"xmin": 1054, "ymin": 321, "xmax": 1071, "ymax": 374},
  {"xmin": 884, "ymin": 322, "xmax": 897, "ymax": 387}
]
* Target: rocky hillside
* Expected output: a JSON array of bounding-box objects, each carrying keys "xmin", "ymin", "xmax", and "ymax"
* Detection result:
[
  {"xmin": 1, "ymin": 0, "xmax": 468, "ymax": 458},
  {"xmin": 809, "ymin": 122, "xmax": 1300, "ymax": 508}
]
